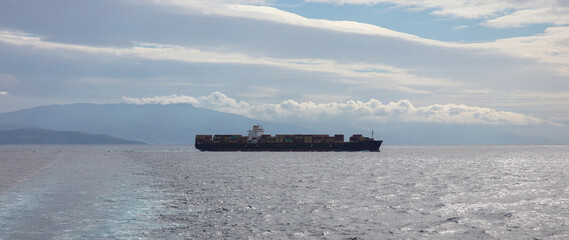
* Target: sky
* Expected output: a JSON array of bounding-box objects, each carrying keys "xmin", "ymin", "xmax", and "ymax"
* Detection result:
[{"xmin": 1, "ymin": 0, "xmax": 569, "ymax": 137}]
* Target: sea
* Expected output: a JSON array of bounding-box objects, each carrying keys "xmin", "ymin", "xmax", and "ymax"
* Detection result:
[{"xmin": 1, "ymin": 145, "xmax": 568, "ymax": 240}]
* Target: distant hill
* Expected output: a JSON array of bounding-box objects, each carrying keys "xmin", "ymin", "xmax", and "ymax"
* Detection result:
[
  {"xmin": 0, "ymin": 103, "xmax": 310, "ymax": 144},
  {"xmin": 0, "ymin": 128, "xmax": 146, "ymax": 144},
  {"xmin": 0, "ymin": 123, "xmax": 35, "ymax": 130}
]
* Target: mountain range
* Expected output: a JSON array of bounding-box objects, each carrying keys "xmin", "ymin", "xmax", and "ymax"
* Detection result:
[
  {"xmin": 0, "ymin": 103, "xmax": 554, "ymax": 145},
  {"xmin": 0, "ymin": 128, "xmax": 145, "ymax": 145},
  {"xmin": 0, "ymin": 103, "xmax": 310, "ymax": 144}
]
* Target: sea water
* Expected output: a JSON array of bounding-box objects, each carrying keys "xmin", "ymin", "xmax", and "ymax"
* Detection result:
[{"xmin": 1, "ymin": 145, "xmax": 568, "ymax": 239}]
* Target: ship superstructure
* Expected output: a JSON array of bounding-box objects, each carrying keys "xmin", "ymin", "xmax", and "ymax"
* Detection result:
[{"xmin": 247, "ymin": 125, "xmax": 264, "ymax": 143}]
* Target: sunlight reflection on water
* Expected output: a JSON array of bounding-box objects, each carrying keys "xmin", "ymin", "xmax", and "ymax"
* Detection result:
[{"xmin": 1, "ymin": 145, "xmax": 568, "ymax": 239}]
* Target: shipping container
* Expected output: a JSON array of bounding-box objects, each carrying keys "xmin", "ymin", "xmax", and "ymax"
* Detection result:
[
  {"xmin": 334, "ymin": 134, "xmax": 344, "ymax": 143},
  {"xmin": 195, "ymin": 135, "xmax": 213, "ymax": 142}
]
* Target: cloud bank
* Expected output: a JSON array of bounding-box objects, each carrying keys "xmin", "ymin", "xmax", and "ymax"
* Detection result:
[
  {"xmin": 123, "ymin": 92, "xmax": 544, "ymax": 125},
  {"xmin": 143, "ymin": 1, "xmax": 569, "ymax": 76},
  {"xmin": 1, "ymin": 0, "xmax": 567, "ymax": 121},
  {"xmin": 0, "ymin": 30, "xmax": 453, "ymax": 93}
]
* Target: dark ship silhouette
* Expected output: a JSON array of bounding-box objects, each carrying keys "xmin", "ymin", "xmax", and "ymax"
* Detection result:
[{"xmin": 195, "ymin": 125, "xmax": 382, "ymax": 152}]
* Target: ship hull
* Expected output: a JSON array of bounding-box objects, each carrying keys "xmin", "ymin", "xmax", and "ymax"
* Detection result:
[{"xmin": 195, "ymin": 140, "xmax": 382, "ymax": 152}]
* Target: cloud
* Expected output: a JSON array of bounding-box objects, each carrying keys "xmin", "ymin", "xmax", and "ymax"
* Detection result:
[
  {"xmin": 4, "ymin": 4, "xmax": 568, "ymax": 79},
  {"xmin": 1, "ymin": 1, "xmax": 567, "ymax": 118},
  {"xmin": 484, "ymin": 7, "xmax": 569, "ymax": 28},
  {"xmin": 467, "ymin": 27, "xmax": 569, "ymax": 75},
  {"xmin": 123, "ymin": 92, "xmax": 250, "ymax": 114},
  {"xmin": 123, "ymin": 92, "xmax": 545, "ymax": 125},
  {"xmin": 305, "ymin": 0, "xmax": 508, "ymax": 19},
  {"xmin": 141, "ymin": 1, "xmax": 569, "ymax": 75},
  {"xmin": 123, "ymin": 94, "xmax": 200, "ymax": 105},
  {"xmin": 149, "ymin": 0, "xmax": 446, "ymax": 46},
  {"xmin": 0, "ymin": 91, "xmax": 8, "ymax": 95},
  {"xmin": 305, "ymin": 0, "xmax": 569, "ymax": 28},
  {"xmin": 0, "ymin": 30, "xmax": 453, "ymax": 92}
]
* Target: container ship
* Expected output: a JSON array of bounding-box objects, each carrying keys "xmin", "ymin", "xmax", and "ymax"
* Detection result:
[{"xmin": 195, "ymin": 125, "xmax": 382, "ymax": 152}]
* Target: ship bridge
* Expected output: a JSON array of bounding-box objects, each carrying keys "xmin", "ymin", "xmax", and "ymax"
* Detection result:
[{"xmin": 247, "ymin": 125, "xmax": 264, "ymax": 143}]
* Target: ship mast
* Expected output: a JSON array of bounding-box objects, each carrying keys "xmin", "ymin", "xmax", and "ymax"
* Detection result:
[{"xmin": 371, "ymin": 129, "xmax": 374, "ymax": 139}]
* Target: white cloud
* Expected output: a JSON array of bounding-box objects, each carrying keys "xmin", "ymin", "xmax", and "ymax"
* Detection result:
[
  {"xmin": 123, "ymin": 94, "xmax": 200, "ymax": 105},
  {"xmin": 142, "ymin": 1, "xmax": 569, "ymax": 75},
  {"xmin": 467, "ymin": 26, "xmax": 569, "ymax": 75},
  {"xmin": 1, "ymin": 2, "xmax": 567, "ymax": 110},
  {"xmin": 123, "ymin": 92, "xmax": 250, "ymax": 114},
  {"xmin": 0, "ymin": 30, "xmax": 453, "ymax": 92},
  {"xmin": 123, "ymin": 92, "xmax": 545, "ymax": 125},
  {"xmin": 305, "ymin": 0, "xmax": 509, "ymax": 19},
  {"xmin": 150, "ymin": 0, "xmax": 446, "ymax": 46},
  {"xmin": 4, "ymin": 3, "xmax": 569, "ymax": 78},
  {"xmin": 484, "ymin": 7, "xmax": 569, "ymax": 28},
  {"xmin": 0, "ymin": 91, "xmax": 8, "ymax": 95},
  {"xmin": 305, "ymin": 0, "xmax": 569, "ymax": 28},
  {"xmin": 4, "ymin": 27, "xmax": 563, "ymax": 121}
]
